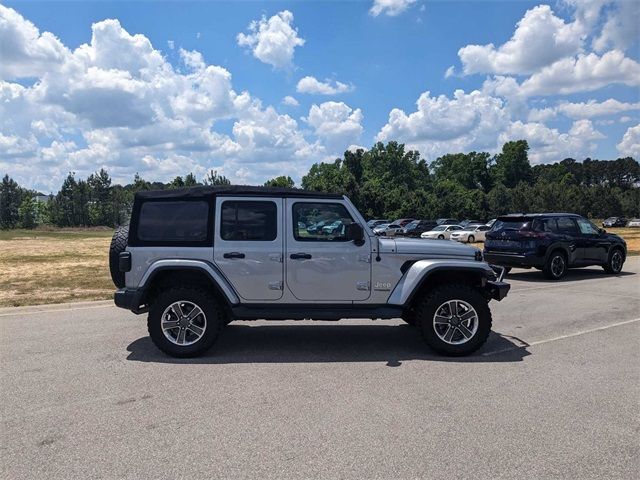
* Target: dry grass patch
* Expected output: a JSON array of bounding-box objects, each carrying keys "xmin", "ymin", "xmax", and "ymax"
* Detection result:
[
  {"xmin": 0, "ymin": 229, "xmax": 114, "ymax": 307},
  {"xmin": 606, "ymin": 227, "xmax": 640, "ymax": 255}
]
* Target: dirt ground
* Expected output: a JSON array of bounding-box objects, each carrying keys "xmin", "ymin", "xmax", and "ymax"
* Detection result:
[{"xmin": 1, "ymin": 225, "xmax": 638, "ymax": 307}]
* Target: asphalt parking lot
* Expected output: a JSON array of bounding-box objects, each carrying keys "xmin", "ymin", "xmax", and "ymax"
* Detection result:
[{"xmin": 1, "ymin": 257, "xmax": 639, "ymax": 479}]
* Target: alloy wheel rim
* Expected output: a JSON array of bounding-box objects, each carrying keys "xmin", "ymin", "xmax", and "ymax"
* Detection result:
[
  {"xmin": 551, "ymin": 255, "xmax": 565, "ymax": 277},
  {"xmin": 611, "ymin": 252, "xmax": 623, "ymax": 272},
  {"xmin": 161, "ymin": 301, "xmax": 207, "ymax": 346},
  {"xmin": 433, "ymin": 299, "xmax": 479, "ymax": 345}
]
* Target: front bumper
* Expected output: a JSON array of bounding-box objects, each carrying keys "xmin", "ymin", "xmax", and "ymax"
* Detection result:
[
  {"xmin": 486, "ymin": 280, "xmax": 510, "ymax": 301},
  {"xmin": 114, "ymin": 288, "xmax": 147, "ymax": 314}
]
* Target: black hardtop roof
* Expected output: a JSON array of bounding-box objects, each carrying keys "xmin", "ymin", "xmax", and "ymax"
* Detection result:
[
  {"xmin": 134, "ymin": 185, "xmax": 343, "ymax": 201},
  {"xmin": 498, "ymin": 213, "xmax": 581, "ymax": 219}
]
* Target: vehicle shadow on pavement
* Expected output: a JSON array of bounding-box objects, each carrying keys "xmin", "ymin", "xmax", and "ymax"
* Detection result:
[
  {"xmin": 507, "ymin": 268, "xmax": 635, "ymax": 283},
  {"xmin": 126, "ymin": 324, "xmax": 530, "ymax": 365}
]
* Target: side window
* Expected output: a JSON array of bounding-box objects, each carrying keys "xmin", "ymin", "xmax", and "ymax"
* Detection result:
[
  {"xmin": 557, "ymin": 217, "xmax": 580, "ymax": 235},
  {"xmin": 220, "ymin": 201, "xmax": 277, "ymax": 241},
  {"xmin": 533, "ymin": 218, "xmax": 558, "ymax": 233},
  {"xmin": 478, "ymin": 225, "xmax": 490, "ymax": 231},
  {"xmin": 137, "ymin": 200, "xmax": 209, "ymax": 244},
  {"xmin": 293, "ymin": 202, "xmax": 354, "ymax": 241},
  {"xmin": 577, "ymin": 218, "xmax": 599, "ymax": 235}
]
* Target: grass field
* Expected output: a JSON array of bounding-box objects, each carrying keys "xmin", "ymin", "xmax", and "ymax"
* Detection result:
[
  {"xmin": 0, "ymin": 228, "xmax": 114, "ymax": 307},
  {"xmin": 1, "ymin": 225, "xmax": 638, "ymax": 308}
]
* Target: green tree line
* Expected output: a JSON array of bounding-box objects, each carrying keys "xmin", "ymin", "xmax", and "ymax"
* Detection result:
[{"xmin": 1, "ymin": 140, "xmax": 639, "ymax": 229}]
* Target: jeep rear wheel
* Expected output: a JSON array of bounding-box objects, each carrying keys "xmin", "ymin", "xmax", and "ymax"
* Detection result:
[
  {"xmin": 415, "ymin": 284, "xmax": 491, "ymax": 356},
  {"xmin": 148, "ymin": 287, "xmax": 224, "ymax": 358}
]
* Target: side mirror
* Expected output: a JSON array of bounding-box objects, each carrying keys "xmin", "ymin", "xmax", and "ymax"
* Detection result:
[
  {"xmin": 345, "ymin": 223, "xmax": 365, "ymax": 245},
  {"xmin": 598, "ymin": 228, "xmax": 606, "ymax": 235}
]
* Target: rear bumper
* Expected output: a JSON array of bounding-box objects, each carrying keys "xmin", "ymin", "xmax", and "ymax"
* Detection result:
[
  {"xmin": 484, "ymin": 251, "xmax": 544, "ymax": 268},
  {"xmin": 114, "ymin": 288, "xmax": 147, "ymax": 314}
]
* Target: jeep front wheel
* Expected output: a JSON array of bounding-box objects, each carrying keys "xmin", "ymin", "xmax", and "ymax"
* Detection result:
[
  {"xmin": 148, "ymin": 287, "xmax": 224, "ymax": 358},
  {"xmin": 415, "ymin": 284, "xmax": 492, "ymax": 356}
]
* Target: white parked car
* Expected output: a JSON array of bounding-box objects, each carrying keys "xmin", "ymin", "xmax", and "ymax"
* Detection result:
[
  {"xmin": 421, "ymin": 225, "xmax": 463, "ymax": 240},
  {"xmin": 627, "ymin": 218, "xmax": 640, "ymax": 228},
  {"xmin": 450, "ymin": 224, "xmax": 491, "ymax": 243}
]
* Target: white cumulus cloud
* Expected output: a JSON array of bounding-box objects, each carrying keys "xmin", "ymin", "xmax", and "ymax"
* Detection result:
[
  {"xmin": 458, "ymin": 5, "xmax": 585, "ymax": 76},
  {"xmin": 236, "ymin": 10, "xmax": 304, "ymax": 70},
  {"xmin": 617, "ymin": 124, "xmax": 640, "ymax": 159},
  {"xmin": 0, "ymin": 6, "xmax": 328, "ymax": 191},
  {"xmin": 296, "ymin": 76, "xmax": 354, "ymax": 95},
  {"xmin": 593, "ymin": 0, "xmax": 640, "ymax": 53},
  {"xmin": 305, "ymin": 101, "xmax": 363, "ymax": 153},
  {"xmin": 369, "ymin": 0, "xmax": 417, "ymax": 17},
  {"xmin": 520, "ymin": 50, "xmax": 640, "ymax": 96},
  {"xmin": 282, "ymin": 95, "xmax": 299, "ymax": 107}
]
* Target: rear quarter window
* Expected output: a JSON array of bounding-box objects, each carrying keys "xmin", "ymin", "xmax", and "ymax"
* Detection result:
[
  {"xmin": 491, "ymin": 219, "xmax": 530, "ymax": 231},
  {"xmin": 134, "ymin": 200, "xmax": 211, "ymax": 246}
]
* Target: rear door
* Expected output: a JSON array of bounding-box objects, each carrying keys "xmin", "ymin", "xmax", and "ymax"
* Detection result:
[
  {"xmin": 285, "ymin": 199, "xmax": 371, "ymax": 301},
  {"xmin": 213, "ymin": 197, "xmax": 284, "ymax": 301},
  {"xmin": 556, "ymin": 217, "xmax": 582, "ymax": 263}
]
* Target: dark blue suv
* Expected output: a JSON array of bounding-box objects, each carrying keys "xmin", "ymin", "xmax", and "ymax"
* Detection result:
[{"xmin": 483, "ymin": 213, "xmax": 627, "ymax": 280}]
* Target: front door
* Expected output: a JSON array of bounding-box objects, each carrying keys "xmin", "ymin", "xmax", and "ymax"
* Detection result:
[
  {"xmin": 576, "ymin": 217, "xmax": 609, "ymax": 262},
  {"xmin": 213, "ymin": 197, "xmax": 284, "ymax": 301},
  {"xmin": 285, "ymin": 199, "xmax": 371, "ymax": 301}
]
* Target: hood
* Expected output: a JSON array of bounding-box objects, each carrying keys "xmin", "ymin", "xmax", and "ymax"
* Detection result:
[
  {"xmin": 379, "ymin": 237, "xmax": 478, "ymax": 259},
  {"xmin": 605, "ymin": 232, "xmax": 626, "ymax": 244}
]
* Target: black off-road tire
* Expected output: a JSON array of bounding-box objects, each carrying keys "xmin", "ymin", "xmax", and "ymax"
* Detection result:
[
  {"xmin": 543, "ymin": 250, "xmax": 567, "ymax": 280},
  {"xmin": 148, "ymin": 287, "xmax": 224, "ymax": 358},
  {"xmin": 401, "ymin": 309, "xmax": 416, "ymax": 326},
  {"xmin": 109, "ymin": 225, "xmax": 129, "ymax": 288},
  {"xmin": 603, "ymin": 248, "xmax": 625, "ymax": 274},
  {"xmin": 415, "ymin": 284, "xmax": 492, "ymax": 356}
]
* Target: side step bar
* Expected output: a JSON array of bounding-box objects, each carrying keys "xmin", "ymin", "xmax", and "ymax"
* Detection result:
[{"xmin": 231, "ymin": 304, "xmax": 403, "ymax": 321}]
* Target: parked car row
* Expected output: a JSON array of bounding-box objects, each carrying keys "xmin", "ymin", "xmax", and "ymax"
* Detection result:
[
  {"xmin": 366, "ymin": 212, "xmax": 628, "ymax": 281},
  {"xmin": 369, "ymin": 217, "xmax": 494, "ymax": 243},
  {"xmin": 602, "ymin": 217, "xmax": 640, "ymax": 228}
]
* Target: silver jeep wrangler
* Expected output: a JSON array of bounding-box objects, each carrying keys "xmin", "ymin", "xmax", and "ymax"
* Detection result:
[{"xmin": 111, "ymin": 186, "xmax": 509, "ymax": 357}]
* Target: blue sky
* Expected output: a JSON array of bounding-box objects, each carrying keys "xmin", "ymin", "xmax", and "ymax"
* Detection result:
[{"xmin": 1, "ymin": 1, "xmax": 639, "ymax": 192}]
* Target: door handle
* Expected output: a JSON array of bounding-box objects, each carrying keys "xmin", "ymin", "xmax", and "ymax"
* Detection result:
[
  {"xmin": 290, "ymin": 253, "xmax": 312, "ymax": 260},
  {"xmin": 223, "ymin": 252, "xmax": 245, "ymax": 259}
]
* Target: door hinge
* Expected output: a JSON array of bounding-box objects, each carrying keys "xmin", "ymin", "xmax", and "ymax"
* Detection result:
[
  {"xmin": 269, "ymin": 253, "xmax": 283, "ymax": 263},
  {"xmin": 358, "ymin": 254, "xmax": 371, "ymax": 263},
  {"xmin": 268, "ymin": 281, "xmax": 284, "ymax": 291},
  {"xmin": 356, "ymin": 281, "xmax": 370, "ymax": 291}
]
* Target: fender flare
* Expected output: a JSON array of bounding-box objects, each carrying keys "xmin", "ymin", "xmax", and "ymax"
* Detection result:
[
  {"xmin": 139, "ymin": 259, "xmax": 240, "ymax": 306},
  {"xmin": 387, "ymin": 259, "xmax": 497, "ymax": 307},
  {"xmin": 543, "ymin": 243, "xmax": 572, "ymax": 265}
]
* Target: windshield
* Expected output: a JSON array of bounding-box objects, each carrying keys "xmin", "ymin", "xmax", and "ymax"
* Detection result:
[{"xmin": 432, "ymin": 226, "xmax": 446, "ymax": 231}]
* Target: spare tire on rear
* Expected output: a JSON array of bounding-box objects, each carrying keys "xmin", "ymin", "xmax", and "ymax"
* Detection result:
[{"xmin": 109, "ymin": 225, "xmax": 129, "ymax": 288}]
